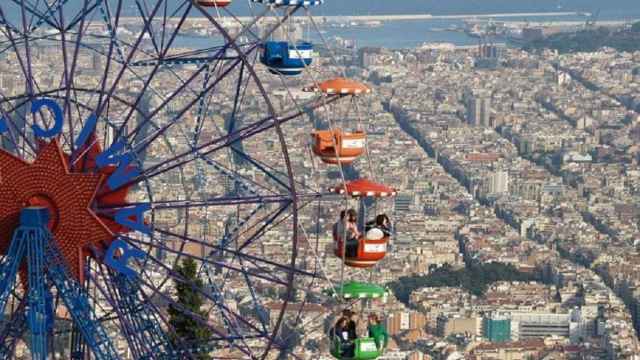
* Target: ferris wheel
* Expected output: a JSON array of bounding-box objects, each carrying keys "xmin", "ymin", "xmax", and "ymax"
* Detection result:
[{"xmin": 0, "ymin": 0, "xmax": 394, "ymax": 359}]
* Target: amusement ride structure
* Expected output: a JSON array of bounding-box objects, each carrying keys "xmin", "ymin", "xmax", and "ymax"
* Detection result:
[{"xmin": 0, "ymin": 0, "xmax": 396, "ymax": 359}]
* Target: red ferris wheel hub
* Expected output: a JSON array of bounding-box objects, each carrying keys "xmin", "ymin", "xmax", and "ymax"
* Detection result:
[{"xmin": 0, "ymin": 140, "xmax": 130, "ymax": 282}]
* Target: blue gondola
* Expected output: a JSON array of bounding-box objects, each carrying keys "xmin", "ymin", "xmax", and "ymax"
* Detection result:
[{"xmin": 261, "ymin": 41, "xmax": 314, "ymax": 76}]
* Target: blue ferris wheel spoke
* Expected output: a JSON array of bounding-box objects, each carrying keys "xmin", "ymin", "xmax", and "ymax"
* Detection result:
[
  {"xmin": 94, "ymin": 0, "xmax": 164, "ymax": 125},
  {"xmin": 0, "ymin": 209, "xmax": 120, "ymax": 359},
  {"xmin": 0, "ymin": 230, "xmax": 28, "ymax": 319},
  {"xmin": 87, "ymin": 268, "xmax": 153, "ymax": 359},
  {"xmin": 236, "ymin": 204, "xmax": 292, "ymax": 253},
  {"xmin": 133, "ymin": 0, "xmax": 161, "ymax": 55},
  {"xmin": 13, "ymin": 0, "xmax": 70, "ymax": 33},
  {"xmin": 103, "ymin": 194, "xmax": 288, "ymax": 211},
  {"xmin": 123, "ymin": 45, "xmax": 247, "ymax": 150},
  {"xmin": 25, "ymin": 227, "xmax": 51, "ymax": 360},
  {"xmin": 44, "ymin": 244, "xmax": 121, "ymax": 359},
  {"xmin": 110, "ymin": 3, "xmax": 199, "ymax": 143},
  {"xmin": 122, "ymin": 37, "xmax": 262, "ymax": 149},
  {"xmin": 129, "ymin": 54, "xmax": 242, "ymax": 67},
  {"xmin": 69, "ymin": 271, "xmax": 92, "ymax": 360},
  {"xmin": 111, "ymin": 273, "xmax": 176, "ymax": 359},
  {"xmin": 132, "ymin": 0, "xmax": 192, "ymax": 59},
  {"xmin": 195, "ymin": 152, "xmax": 274, "ymax": 196},
  {"xmin": 128, "ymin": 239, "xmax": 282, "ymax": 335},
  {"xmin": 237, "ymin": 256, "xmax": 269, "ymax": 333},
  {"xmin": 126, "ymin": 236, "xmax": 290, "ymax": 286},
  {"xmin": 132, "ymin": 267, "xmax": 260, "ymax": 358},
  {"xmin": 192, "ymin": 62, "xmax": 217, "ymax": 146},
  {"xmin": 64, "ymin": 0, "xmax": 103, "ymax": 32},
  {"xmin": 98, "ymin": 0, "xmax": 126, "ymax": 64},
  {"xmin": 132, "ymin": 95, "xmax": 339, "ymax": 189},
  {"xmin": 94, "ymin": 0, "xmax": 124, "ymax": 115},
  {"xmin": 149, "ymin": 204, "xmax": 310, "ymax": 276},
  {"xmin": 0, "ymin": 298, "xmax": 26, "ymax": 359},
  {"xmin": 17, "ymin": 2, "xmax": 37, "ymax": 99}
]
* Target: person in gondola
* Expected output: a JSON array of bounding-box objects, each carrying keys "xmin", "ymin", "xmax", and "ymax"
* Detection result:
[
  {"xmin": 367, "ymin": 313, "xmax": 389, "ymax": 352},
  {"xmin": 344, "ymin": 209, "xmax": 360, "ymax": 258},
  {"xmin": 342, "ymin": 309, "xmax": 358, "ymax": 340},
  {"xmin": 333, "ymin": 210, "xmax": 346, "ymax": 241},
  {"xmin": 331, "ymin": 317, "xmax": 355, "ymax": 357},
  {"xmin": 365, "ymin": 214, "xmax": 391, "ymax": 238}
]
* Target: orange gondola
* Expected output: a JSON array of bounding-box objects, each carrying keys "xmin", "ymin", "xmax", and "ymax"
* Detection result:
[
  {"xmin": 330, "ymin": 179, "xmax": 397, "ymax": 268},
  {"xmin": 195, "ymin": 0, "xmax": 232, "ymax": 7},
  {"xmin": 311, "ymin": 129, "xmax": 366, "ymax": 165},
  {"xmin": 304, "ymin": 77, "xmax": 371, "ymax": 96},
  {"xmin": 308, "ymin": 78, "xmax": 370, "ymax": 165}
]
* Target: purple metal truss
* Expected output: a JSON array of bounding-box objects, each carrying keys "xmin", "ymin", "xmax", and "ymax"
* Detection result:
[{"xmin": 0, "ymin": 1, "xmax": 330, "ymax": 358}]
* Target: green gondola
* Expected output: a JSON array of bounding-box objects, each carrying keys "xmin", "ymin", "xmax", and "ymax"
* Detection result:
[
  {"xmin": 330, "ymin": 337, "xmax": 382, "ymax": 360},
  {"xmin": 326, "ymin": 282, "xmax": 388, "ymax": 360},
  {"xmin": 325, "ymin": 281, "xmax": 388, "ymax": 300}
]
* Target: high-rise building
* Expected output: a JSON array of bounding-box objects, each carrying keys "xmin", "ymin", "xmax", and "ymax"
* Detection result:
[
  {"xmin": 466, "ymin": 94, "xmax": 492, "ymax": 127},
  {"xmin": 482, "ymin": 314, "xmax": 511, "ymax": 343},
  {"xmin": 510, "ymin": 312, "xmax": 570, "ymax": 340},
  {"xmin": 475, "ymin": 43, "xmax": 504, "ymax": 69},
  {"xmin": 358, "ymin": 47, "xmax": 383, "ymax": 68},
  {"xmin": 489, "ymin": 170, "xmax": 509, "ymax": 195}
]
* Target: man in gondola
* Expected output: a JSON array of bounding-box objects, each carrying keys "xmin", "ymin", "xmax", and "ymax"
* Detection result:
[{"xmin": 342, "ymin": 309, "xmax": 358, "ymax": 340}]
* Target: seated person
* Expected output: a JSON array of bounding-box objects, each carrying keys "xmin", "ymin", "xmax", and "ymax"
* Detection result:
[
  {"xmin": 367, "ymin": 314, "xmax": 389, "ymax": 351},
  {"xmin": 344, "ymin": 209, "xmax": 360, "ymax": 258},
  {"xmin": 343, "ymin": 309, "xmax": 358, "ymax": 340},
  {"xmin": 331, "ymin": 317, "xmax": 355, "ymax": 357},
  {"xmin": 333, "ymin": 210, "xmax": 346, "ymax": 241},
  {"xmin": 365, "ymin": 214, "xmax": 391, "ymax": 239}
]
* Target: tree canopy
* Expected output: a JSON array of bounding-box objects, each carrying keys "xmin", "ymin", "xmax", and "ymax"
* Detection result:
[
  {"xmin": 387, "ymin": 262, "xmax": 545, "ymax": 305},
  {"xmin": 524, "ymin": 26, "xmax": 640, "ymax": 54},
  {"xmin": 169, "ymin": 258, "xmax": 212, "ymax": 360}
]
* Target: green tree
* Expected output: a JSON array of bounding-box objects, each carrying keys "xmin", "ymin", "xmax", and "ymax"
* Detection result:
[
  {"xmin": 169, "ymin": 258, "xmax": 211, "ymax": 360},
  {"xmin": 387, "ymin": 262, "xmax": 549, "ymax": 305}
]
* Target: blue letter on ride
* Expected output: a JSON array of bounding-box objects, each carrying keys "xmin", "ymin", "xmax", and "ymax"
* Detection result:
[
  {"xmin": 114, "ymin": 203, "xmax": 151, "ymax": 235},
  {"xmin": 31, "ymin": 98, "xmax": 63, "ymax": 138},
  {"xmin": 104, "ymin": 238, "xmax": 146, "ymax": 279},
  {"xmin": 96, "ymin": 140, "xmax": 141, "ymax": 190}
]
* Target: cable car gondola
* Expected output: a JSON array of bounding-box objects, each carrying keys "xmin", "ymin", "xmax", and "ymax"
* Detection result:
[
  {"xmin": 261, "ymin": 41, "xmax": 314, "ymax": 76},
  {"xmin": 311, "ymin": 129, "xmax": 365, "ymax": 165},
  {"xmin": 330, "ymin": 179, "xmax": 397, "ymax": 268},
  {"xmin": 326, "ymin": 282, "xmax": 389, "ymax": 360},
  {"xmin": 309, "ymin": 78, "xmax": 371, "ymax": 164}
]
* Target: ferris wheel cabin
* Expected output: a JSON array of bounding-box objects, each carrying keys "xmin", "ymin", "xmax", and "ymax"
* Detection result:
[
  {"xmin": 331, "ymin": 179, "xmax": 397, "ymax": 268},
  {"xmin": 309, "ymin": 78, "xmax": 372, "ymax": 96},
  {"xmin": 327, "ymin": 282, "xmax": 388, "ymax": 360},
  {"xmin": 312, "ymin": 129, "xmax": 366, "ymax": 165},
  {"xmin": 261, "ymin": 41, "xmax": 314, "ymax": 76}
]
